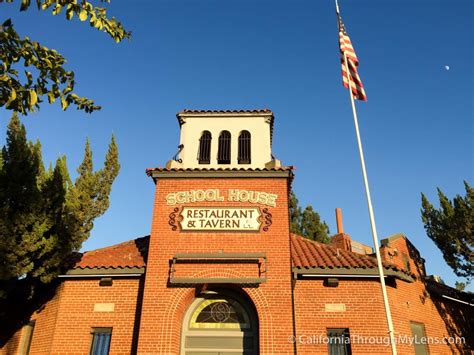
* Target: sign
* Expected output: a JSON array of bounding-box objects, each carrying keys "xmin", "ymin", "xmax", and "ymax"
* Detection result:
[
  {"xmin": 166, "ymin": 189, "xmax": 278, "ymax": 207},
  {"xmin": 179, "ymin": 207, "xmax": 262, "ymax": 231}
]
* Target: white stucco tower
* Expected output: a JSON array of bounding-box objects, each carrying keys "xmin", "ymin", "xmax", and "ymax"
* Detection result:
[{"xmin": 167, "ymin": 109, "xmax": 282, "ymax": 169}]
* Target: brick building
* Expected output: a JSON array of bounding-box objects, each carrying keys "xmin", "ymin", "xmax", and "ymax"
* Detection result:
[{"xmin": 2, "ymin": 110, "xmax": 472, "ymax": 354}]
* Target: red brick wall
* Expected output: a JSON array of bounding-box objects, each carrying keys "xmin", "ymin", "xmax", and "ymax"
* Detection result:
[
  {"xmin": 1, "ymin": 278, "xmax": 142, "ymax": 355},
  {"xmin": 44, "ymin": 278, "xmax": 142, "ymax": 355},
  {"xmin": 0, "ymin": 328, "xmax": 22, "ymax": 355},
  {"xmin": 381, "ymin": 235, "xmax": 426, "ymax": 279},
  {"xmin": 1, "ymin": 284, "xmax": 63, "ymax": 355},
  {"xmin": 29, "ymin": 283, "xmax": 63, "ymax": 354},
  {"xmin": 293, "ymin": 277, "xmax": 470, "ymax": 354},
  {"xmin": 137, "ymin": 176, "xmax": 296, "ymax": 354},
  {"xmin": 294, "ymin": 278, "xmax": 392, "ymax": 354},
  {"xmin": 388, "ymin": 278, "xmax": 471, "ymax": 354}
]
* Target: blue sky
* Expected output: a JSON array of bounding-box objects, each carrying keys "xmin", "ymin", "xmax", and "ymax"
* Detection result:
[{"xmin": 1, "ymin": 0, "xmax": 472, "ymax": 289}]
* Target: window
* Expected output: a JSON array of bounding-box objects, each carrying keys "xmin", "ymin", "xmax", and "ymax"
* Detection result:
[
  {"xmin": 238, "ymin": 130, "xmax": 251, "ymax": 164},
  {"xmin": 217, "ymin": 131, "xmax": 231, "ymax": 164},
  {"xmin": 410, "ymin": 322, "xmax": 428, "ymax": 355},
  {"xmin": 19, "ymin": 320, "xmax": 35, "ymax": 355},
  {"xmin": 90, "ymin": 328, "xmax": 112, "ymax": 355},
  {"xmin": 327, "ymin": 328, "xmax": 352, "ymax": 355},
  {"xmin": 190, "ymin": 298, "xmax": 251, "ymax": 330},
  {"xmin": 198, "ymin": 131, "xmax": 212, "ymax": 164}
]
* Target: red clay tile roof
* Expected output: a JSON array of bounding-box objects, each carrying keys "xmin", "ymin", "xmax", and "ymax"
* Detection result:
[
  {"xmin": 177, "ymin": 109, "xmax": 273, "ymax": 116},
  {"xmin": 73, "ymin": 233, "xmax": 406, "ymax": 276},
  {"xmin": 290, "ymin": 234, "xmax": 406, "ymax": 273},
  {"xmin": 145, "ymin": 166, "xmax": 294, "ymax": 176},
  {"xmin": 73, "ymin": 236, "xmax": 149, "ymax": 269}
]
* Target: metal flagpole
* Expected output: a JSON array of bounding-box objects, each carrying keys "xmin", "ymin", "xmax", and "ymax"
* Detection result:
[
  {"xmin": 342, "ymin": 51, "xmax": 398, "ymax": 355},
  {"xmin": 344, "ymin": 53, "xmax": 397, "ymax": 355},
  {"xmin": 336, "ymin": 1, "xmax": 397, "ymax": 353}
]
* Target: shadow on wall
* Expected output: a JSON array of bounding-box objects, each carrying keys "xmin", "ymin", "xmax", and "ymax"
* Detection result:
[
  {"xmin": 0, "ymin": 252, "xmax": 83, "ymax": 351},
  {"xmin": 406, "ymin": 244, "xmax": 474, "ymax": 354},
  {"xmin": 0, "ymin": 277, "xmax": 60, "ymax": 349},
  {"xmin": 426, "ymin": 282, "xmax": 474, "ymax": 354}
]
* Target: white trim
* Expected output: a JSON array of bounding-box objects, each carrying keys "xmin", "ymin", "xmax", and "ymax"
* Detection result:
[
  {"xmin": 301, "ymin": 274, "xmax": 386, "ymax": 278},
  {"xmin": 58, "ymin": 273, "xmax": 142, "ymax": 278},
  {"xmin": 441, "ymin": 295, "xmax": 474, "ymax": 306}
]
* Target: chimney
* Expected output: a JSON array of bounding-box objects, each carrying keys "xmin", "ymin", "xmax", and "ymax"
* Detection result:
[
  {"xmin": 331, "ymin": 208, "xmax": 351, "ymax": 251},
  {"xmin": 336, "ymin": 208, "xmax": 344, "ymax": 234}
]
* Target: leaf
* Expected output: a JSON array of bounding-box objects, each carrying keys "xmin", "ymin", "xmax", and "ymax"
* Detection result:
[
  {"xmin": 66, "ymin": 8, "xmax": 74, "ymax": 20},
  {"xmin": 63, "ymin": 86, "xmax": 72, "ymax": 95},
  {"xmin": 52, "ymin": 3, "xmax": 62, "ymax": 15},
  {"xmin": 79, "ymin": 9, "xmax": 88, "ymax": 21},
  {"xmin": 47, "ymin": 91, "xmax": 56, "ymax": 104},
  {"xmin": 20, "ymin": 0, "xmax": 31, "ymax": 11},
  {"xmin": 2, "ymin": 19, "xmax": 12, "ymax": 27},
  {"xmin": 95, "ymin": 19, "xmax": 103, "ymax": 30},
  {"xmin": 25, "ymin": 71, "xmax": 33, "ymax": 86},
  {"xmin": 6, "ymin": 88, "xmax": 17, "ymax": 107},
  {"xmin": 61, "ymin": 97, "xmax": 68, "ymax": 110},
  {"xmin": 29, "ymin": 89, "xmax": 38, "ymax": 108}
]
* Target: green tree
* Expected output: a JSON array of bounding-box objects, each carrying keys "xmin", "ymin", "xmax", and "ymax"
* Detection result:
[
  {"xmin": 289, "ymin": 191, "xmax": 302, "ymax": 235},
  {"xmin": 0, "ymin": 114, "xmax": 120, "ymax": 299},
  {"xmin": 454, "ymin": 281, "xmax": 468, "ymax": 292},
  {"xmin": 289, "ymin": 191, "xmax": 330, "ymax": 243},
  {"xmin": 301, "ymin": 205, "xmax": 330, "ymax": 243},
  {"xmin": 421, "ymin": 182, "xmax": 473, "ymax": 281},
  {"xmin": 1, "ymin": 0, "xmax": 130, "ymax": 115}
]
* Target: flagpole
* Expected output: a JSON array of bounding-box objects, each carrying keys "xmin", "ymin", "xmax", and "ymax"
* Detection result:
[{"xmin": 342, "ymin": 52, "xmax": 398, "ymax": 355}]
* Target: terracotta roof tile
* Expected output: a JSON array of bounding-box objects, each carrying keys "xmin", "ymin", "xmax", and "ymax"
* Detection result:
[
  {"xmin": 290, "ymin": 234, "xmax": 405, "ymax": 273},
  {"xmin": 177, "ymin": 109, "xmax": 273, "ymax": 115},
  {"xmin": 72, "ymin": 233, "xmax": 407, "ymax": 276},
  {"xmin": 73, "ymin": 236, "xmax": 149, "ymax": 269}
]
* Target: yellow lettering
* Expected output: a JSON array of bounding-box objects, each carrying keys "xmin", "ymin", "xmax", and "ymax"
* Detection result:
[
  {"xmin": 166, "ymin": 193, "xmax": 176, "ymax": 205},
  {"xmin": 257, "ymin": 192, "xmax": 268, "ymax": 204},
  {"xmin": 176, "ymin": 192, "xmax": 186, "ymax": 204},
  {"xmin": 267, "ymin": 194, "xmax": 277, "ymax": 207},
  {"xmin": 194, "ymin": 190, "xmax": 205, "ymax": 201},
  {"xmin": 228, "ymin": 189, "xmax": 238, "ymax": 201}
]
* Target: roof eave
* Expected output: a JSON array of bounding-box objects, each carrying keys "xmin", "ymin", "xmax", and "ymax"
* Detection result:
[
  {"xmin": 293, "ymin": 267, "xmax": 414, "ymax": 283},
  {"xmin": 147, "ymin": 169, "xmax": 293, "ymax": 180},
  {"xmin": 60, "ymin": 266, "xmax": 145, "ymax": 277}
]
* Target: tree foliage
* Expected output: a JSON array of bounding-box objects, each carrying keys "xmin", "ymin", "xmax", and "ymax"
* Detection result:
[
  {"xmin": 455, "ymin": 281, "xmax": 467, "ymax": 292},
  {"xmin": 0, "ymin": 0, "xmax": 130, "ymax": 115},
  {"xmin": 421, "ymin": 182, "xmax": 473, "ymax": 280},
  {"xmin": 289, "ymin": 191, "xmax": 330, "ymax": 243},
  {"xmin": 0, "ymin": 114, "xmax": 120, "ymax": 299}
]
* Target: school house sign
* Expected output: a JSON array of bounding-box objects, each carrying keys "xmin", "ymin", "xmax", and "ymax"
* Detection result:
[{"xmin": 166, "ymin": 189, "xmax": 277, "ymax": 232}]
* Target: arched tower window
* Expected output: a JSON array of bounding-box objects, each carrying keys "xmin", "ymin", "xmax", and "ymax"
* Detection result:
[
  {"xmin": 238, "ymin": 130, "xmax": 251, "ymax": 164},
  {"xmin": 217, "ymin": 131, "xmax": 231, "ymax": 164},
  {"xmin": 198, "ymin": 131, "xmax": 212, "ymax": 164}
]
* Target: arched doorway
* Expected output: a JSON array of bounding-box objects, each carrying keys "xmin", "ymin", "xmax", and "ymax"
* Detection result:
[{"xmin": 181, "ymin": 289, "xmax": 259, "ymax": 355}]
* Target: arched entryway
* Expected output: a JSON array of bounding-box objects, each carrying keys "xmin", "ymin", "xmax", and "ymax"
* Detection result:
[{"xmin": 181, "ymin": 289, "xmax": 259, "ymax": 355}]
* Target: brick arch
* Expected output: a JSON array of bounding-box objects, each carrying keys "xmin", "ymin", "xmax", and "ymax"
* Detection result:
[
  {"xmin": 159, "ymin": 267, "xmax": 275, "ymax": 354},
  {"xmin": 159, "ymin": 287, "xmax": 195, "ymax": 354}
]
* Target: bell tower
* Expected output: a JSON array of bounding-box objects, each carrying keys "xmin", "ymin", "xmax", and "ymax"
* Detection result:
[
  {"xmin": 139, "ymin": 109, "xmax": 295, "ymax": 354},
  {"xmin": 167, "ymin": 109, "xmax": 282, "ymax": 169}
]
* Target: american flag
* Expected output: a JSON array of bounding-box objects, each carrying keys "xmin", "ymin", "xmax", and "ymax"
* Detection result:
[{"xmin": 338, "ymin": 12, "xmax": 367, "ymax": 101}]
